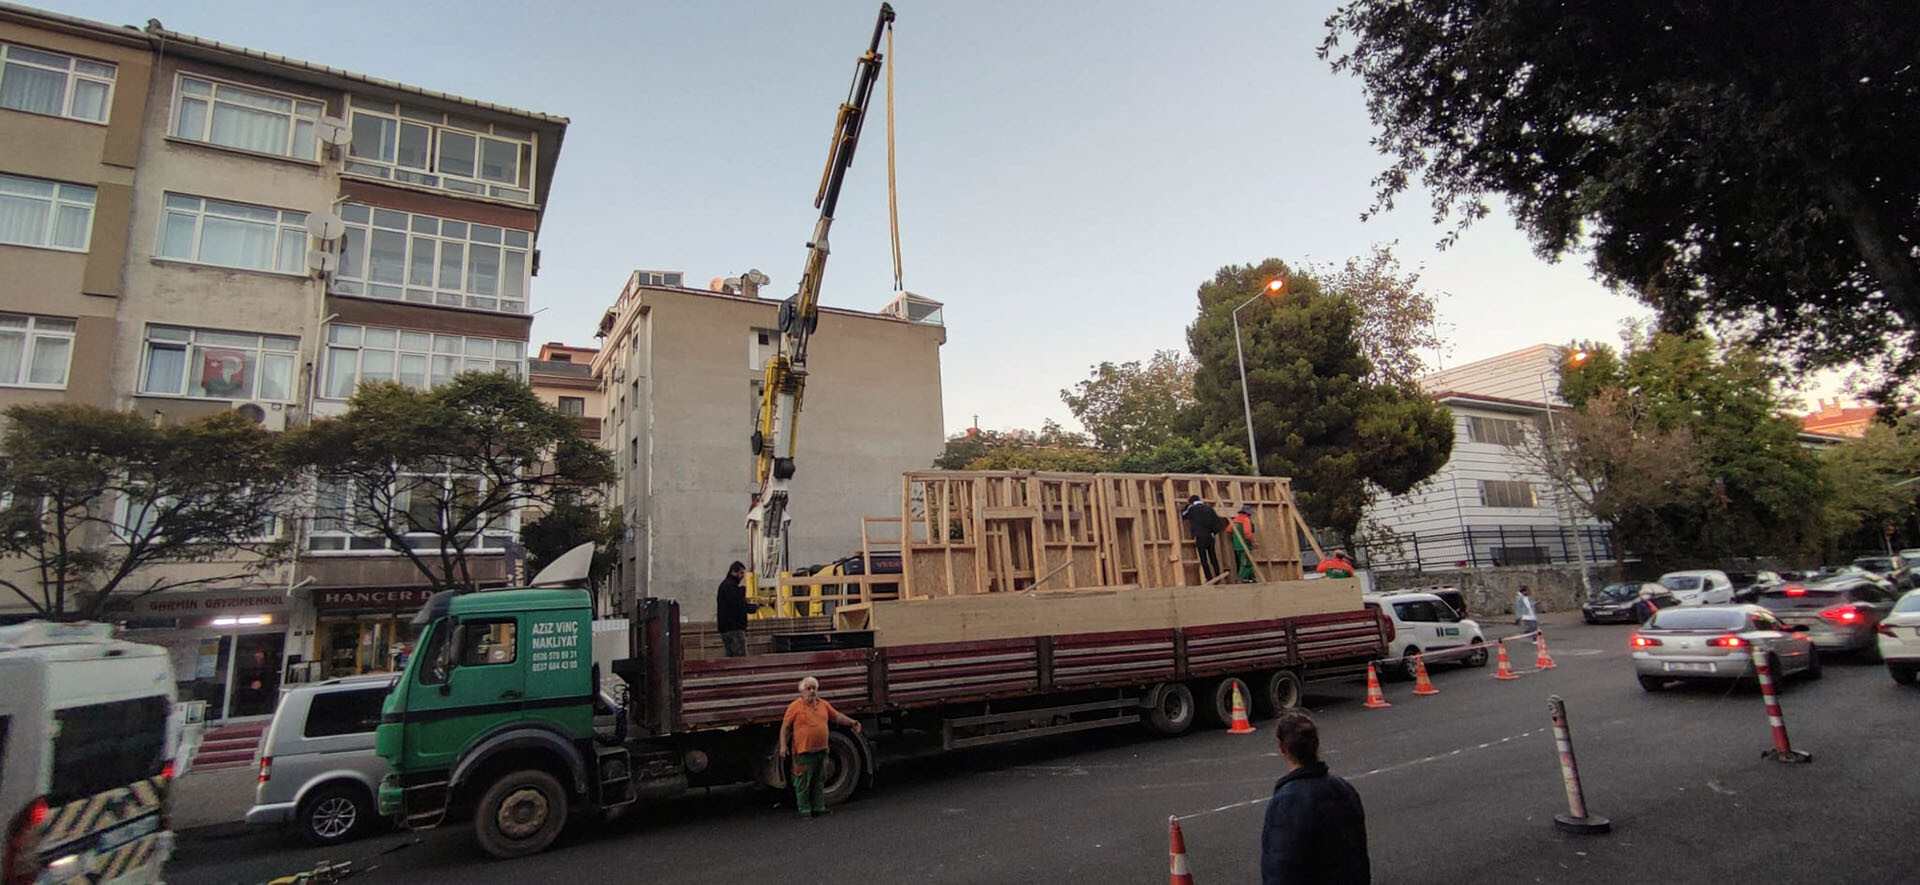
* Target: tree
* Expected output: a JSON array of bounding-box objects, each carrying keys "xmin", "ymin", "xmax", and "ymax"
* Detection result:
[
  {"xmin": 1520, "ymin": 387, "xmax": 1709, "ymax": 565},
  {"xmin": 962, "ymin": 446, "xmax": 1112, "ymax": 473},
  {"xmin": 1186, "ymin": 260, "xmax": 1454, "ymax": 540},
  {"xmin": 520, "ymin": 494, "xmax": 622, "ymax": 594},
  {"xmin": 1818, "ymin": 417, "xmax": 1920, "ymax": 555},
  {"xmin": 1060, "ymin": 350, "xmax": 1198, "ymax": 452},
  {"xmin": 0, "ymin": 405, "xmax": 294, "ymax": 621},
  {"xmin": 1323, "ymin": 1, "xmax": 1920, "ymax": 402},
  {"xmin": 1110, "ymin": 439, "xmax": 1250, "ymax": 475},
  {"xmin": 283, "ymin": 373, "xmax": 616, "ymax": 593},
  {"xmin": 1310, "ymin": 244, "xmax": 1446, "ymax": 389}
]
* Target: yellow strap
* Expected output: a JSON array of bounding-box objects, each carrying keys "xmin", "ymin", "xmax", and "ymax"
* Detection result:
[{"xmin": 886, "ymin": 22, "xmax": 903, "ymax": 291}]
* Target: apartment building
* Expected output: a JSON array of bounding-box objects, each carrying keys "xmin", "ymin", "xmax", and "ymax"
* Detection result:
[
  {"xmin": 0, "ymin": 3, "xmax": 567, "ymax": 720},
  {"xmin": 593, "ymin": 273, "xmax": 946, "ymax": 620},
  {"xmin": 530, "ymin": 341, "xmax": 602, "ymax": 442}
]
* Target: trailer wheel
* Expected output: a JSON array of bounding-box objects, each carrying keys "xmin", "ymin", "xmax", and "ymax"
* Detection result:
[
  {"xmin": 1199, "ymin": 677, "xmax": 1252, "ymax": 728},
  {"xmin": 473, "ymin": 770, "xmax": 569, "ymax": 859},
  {"xmin": 1258, "ymin": 670, "xmax": 1305, "ymax": 717},
  {"xmin": 1144, "ymin": 682, "xmax": 1196, "ymax": 736},
  {"xmin": 820, "ymin": 730, "xmax": 866, "ymax": 807}
]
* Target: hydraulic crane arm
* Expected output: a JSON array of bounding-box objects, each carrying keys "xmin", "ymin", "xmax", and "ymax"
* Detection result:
[{"xmin": 746, "ymin": 3, "xmax": 895, "ymax": 598}]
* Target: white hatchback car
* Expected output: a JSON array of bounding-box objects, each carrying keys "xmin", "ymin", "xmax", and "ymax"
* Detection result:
[
  {"xmin": 1878, "ymin": 589, "xmax": 1920, "ymax": 686},
  {"xmin": 1363, "ymin": 590, "xmax": 1489, "ymax": 680},
  {"xmin": 1658, "ymin": 570, "xmax": 1737, "ymax": 605}
]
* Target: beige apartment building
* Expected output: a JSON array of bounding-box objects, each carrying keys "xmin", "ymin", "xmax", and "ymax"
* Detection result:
[
  {"xmin": 0, "ymin": 3, "xmax": 566, "ymax": 722},
  {"xmin": 592, "ymin": 272, "xmax": 945, "ymax": 620}
]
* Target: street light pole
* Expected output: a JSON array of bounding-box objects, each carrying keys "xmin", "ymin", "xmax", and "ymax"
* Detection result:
[{"xmin": 1231, "ymin": 278, "xmax": 1285, "ymax": 475}]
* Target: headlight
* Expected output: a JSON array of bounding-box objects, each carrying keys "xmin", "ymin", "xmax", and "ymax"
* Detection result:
[{"xmin": 43, "ymin": 853, "xmax": 87, "ymax": 883}]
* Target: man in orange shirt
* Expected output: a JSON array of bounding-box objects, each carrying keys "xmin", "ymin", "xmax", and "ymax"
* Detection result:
[{"xmin": 777, "ymin": 675, "xmax": 863, "ymax": 818}]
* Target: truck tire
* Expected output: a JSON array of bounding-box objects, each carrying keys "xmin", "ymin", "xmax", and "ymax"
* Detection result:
[
  {"xmin": 820, "ymin": 730, "xmax": 866, "ymax": 807},
  {"xmin": 1199, "ymin": 677, "xmax": 1251, "ymax": 728},
  {"xmin": 473, "ymin": 770, "xmax": 570, "ymax": 859},
  {"xmin": 1144, "ymin": 682, "xmax": 1196, "ymax": 736},
  {"xmin": 1258, "ymin": 670, "xmax": 1304, "ymax": 717}
]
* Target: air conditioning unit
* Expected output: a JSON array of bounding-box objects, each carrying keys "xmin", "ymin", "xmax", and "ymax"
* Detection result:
[{"xmin": 235, "ymin": 401, "xmax": 290, "ymax": 431}]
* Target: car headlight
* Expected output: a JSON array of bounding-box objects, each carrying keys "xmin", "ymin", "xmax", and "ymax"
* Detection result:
[{"xmin": 43, "ymin": 853, "xmax": 87, "ymax": 883}]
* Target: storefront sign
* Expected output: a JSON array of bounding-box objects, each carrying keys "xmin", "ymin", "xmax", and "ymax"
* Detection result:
[
  {"xmin": 128, "ymin": 588, "xmax": 292, "ymax": 619},
  {"xmin": 313, "ymin": 587, "xmax": 437, "ymax": 613}
]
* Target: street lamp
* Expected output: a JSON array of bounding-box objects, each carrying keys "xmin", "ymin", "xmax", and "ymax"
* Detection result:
[{"xmin": 1232, "ymin": 277, "xmax": 1286, "ymax": 474}]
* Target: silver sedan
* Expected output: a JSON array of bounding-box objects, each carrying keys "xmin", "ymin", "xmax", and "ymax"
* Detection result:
[{"xmin": 1632, "ymin": 604, "xmax": 1820, "ymax": 692}]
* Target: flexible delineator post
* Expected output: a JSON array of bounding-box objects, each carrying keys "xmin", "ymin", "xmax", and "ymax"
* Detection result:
[
  {"xmin": 1548, "ymin": 695, "xmax": 1610, "ymax": 834},
  {"xmin": 1750, "ymin": 646, "xmax": 1813, "ymax": 763}
]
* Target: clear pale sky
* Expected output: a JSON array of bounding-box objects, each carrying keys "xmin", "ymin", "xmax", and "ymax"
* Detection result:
[{"xmin": 58, "ymin": 0, "xmax": 1707, "ymax": 433}]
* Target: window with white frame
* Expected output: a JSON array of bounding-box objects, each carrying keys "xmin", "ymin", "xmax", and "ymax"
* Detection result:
[
  {"xmin": 0, "ymin": 173, "xmax": 94, "ymax": 251},
  {"xmin": 1467, "ymin": 416, "xmax": 1529, "ymax": 448},
  {"xmin": 331, "ymin": 204, "xmax": 531, "ymax": 313},
  {"xmin": 116, "ymin": 484, "xmax": 278, "ymax": 543},
  {"xmin": 170, "ymin": 75, "xmax": 322, "ymax": 161},
  {"xmin": 157, "ymin": 194, "xmax": 308, "ymax": 274},
  {"xmin": 139, "ymin": 325, "xmax": 299, "ymax": 402},
  {"xmin": 1, "ymin": 43, "xmax": 114, "ymax": 123},
  {"xmin": 342, "ymin": 97, "xmax": 535, "ymax": 203},
  {"xmin": 308, "ymin": 473, "xmax": 516, "ymax": 552},
  {"xmin": 0, "ymin": 313, "xmax": 74, "ymax": 389},
  {"xmin": 1478, "ymin": 479, "xmax": 1539, "ymax": 509},
  {"xmin": 320, "ymin": 323, "xmax": 524, "ymax": 400},
  {"xmin": 635, "ymin": 271, "xmax": 682, "ymax": 287}
]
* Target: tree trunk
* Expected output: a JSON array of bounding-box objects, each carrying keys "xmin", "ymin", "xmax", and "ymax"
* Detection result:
[{"xmin": 1815, "ymin": 166, "xmax": 1920, "ymax": 331}]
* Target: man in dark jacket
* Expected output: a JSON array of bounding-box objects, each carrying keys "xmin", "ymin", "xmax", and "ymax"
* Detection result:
[
  {"xmin": 716, "ymin": 561, "xmax": 757, "ymax": 657},
  {"xmin": 1262, "ymin": 712, "xmax": 1370, "ymax": 885},
  {"xmin": 1181, "ymin": 495, "xmax": 1223, "ymax": 581}
]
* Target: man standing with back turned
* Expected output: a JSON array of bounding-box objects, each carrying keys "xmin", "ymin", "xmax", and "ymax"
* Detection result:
[
  {"xmin": 1262, "ymin": 711, "xmax": 1370, "ymax": 884},
  {"xmin": 716, "ymin": 561, "xmax": 757, "ymax": 657}
]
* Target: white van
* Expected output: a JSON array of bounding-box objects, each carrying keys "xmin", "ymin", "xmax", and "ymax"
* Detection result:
[
  {"xmin": 1657, "ymin": 570, "xmax": 1737, "ymax": 605},
  {"xmin": 1, "ymin": 622, "xmax": 177, "ymax": 885},
  {"xmin": 1362, "ymin": 590, "xmax": 1490, "ymax": 680}
]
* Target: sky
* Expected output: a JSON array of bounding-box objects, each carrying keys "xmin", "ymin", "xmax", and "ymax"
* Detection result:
[{"xmin": 53, "ymin": 0, "xmax": 1771, "ymax": 434}]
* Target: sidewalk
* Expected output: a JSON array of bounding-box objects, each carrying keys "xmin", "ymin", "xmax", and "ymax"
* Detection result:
[{"xmin": 172, "ymin": 765, "xmax": 258, "ymax": 837}]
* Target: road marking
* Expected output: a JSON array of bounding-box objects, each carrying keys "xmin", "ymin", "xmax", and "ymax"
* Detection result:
[{"xmin": 1173, "ymin": 727, "xmax": 1547, "ymax": 822}]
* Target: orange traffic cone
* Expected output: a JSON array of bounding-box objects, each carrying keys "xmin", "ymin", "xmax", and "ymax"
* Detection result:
[
  {"xmin": 1226, "ymin": 683, "xmax": 1256, "ymax": 734},
  {"xmin": 1363, "ymin": 662, "xmax": 1392, "ymax": 709},
  {"xmin": 1169, "ymin": 815, "xmax": 1195, "ymax": 884},
  {"xmin": 1494, "ymin": 640, "xmax": 1520, "ymax": 680},
  {"xmin": 1411, "ymin": 655, "xmax": 1439, "ymax": 696},
  {"xmin": 1535, "ymin": 633, "xmax": 1557, "ymax": 670}
]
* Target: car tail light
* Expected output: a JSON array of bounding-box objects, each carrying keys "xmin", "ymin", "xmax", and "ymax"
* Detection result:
[
  {"xmin": 1818, "ymin": 606, "xmax": 1859, "ymax": 623},
  {"xmin": 1631, "ymin": 634, "xmax": 1662, "ymax": 648},
  {"xmin": 258, "ymin": 756, "xmax": 273, "ymax": 783},
  {"xmin": 161, "ymin": 761, "xmax": 175, "ymax": 782},
  {"xmin": 1784, "ymin": 585, "xmax": 1806, "ymax": 596},
  {"xmin": 1708, "ymin": 636, "xmax": 1747, "ymax": 648},
  {"xmin": 4, "ymin": 797, "xmax": 48, "ymax": 885}
]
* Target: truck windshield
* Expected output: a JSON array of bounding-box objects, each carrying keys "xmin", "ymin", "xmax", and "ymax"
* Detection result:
[{"xmin": 50, "ymin": 695, "xmax": 168, "ymax": 805}]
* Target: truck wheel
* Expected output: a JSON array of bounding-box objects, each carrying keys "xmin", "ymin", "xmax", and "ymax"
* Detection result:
[
  {"xmin": 474, "ymin": 770, "xmax": 570, "ymax": 859},
  {"xmin": 1199, "ymin": 677, "xmax": 1251, "ymax": 728},
  {"xmin": 820, "ymin": 730, "xmax": 866, "ymax": 807},
  {"xmin": 1144, "ymin": 683, "xmax": 1195, "ymax": 736},
  {"xmin": 1258, "ymin": 670, "xmax": 1304, "ymax": 717},
  {"xmin": 297, "ymin": 784, "xmax": 371, "ymax": 846}
]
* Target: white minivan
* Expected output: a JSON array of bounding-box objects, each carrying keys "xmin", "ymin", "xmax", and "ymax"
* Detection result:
[
  {"xmin": 1658, "ymin": 570, "xmax": 1737, "ymax": 606},
  {"xmin": 1, "ymin": 622, "xmax": 177, "ymax": 885},
  {"xmin": 1363, "ymin": 590, "xmax": 1490, "ymax": 680}
]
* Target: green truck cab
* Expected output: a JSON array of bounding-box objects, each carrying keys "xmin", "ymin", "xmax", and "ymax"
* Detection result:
[{"xmin": 375, "ymin": 587, "xmax": 615, "ymax": 857}]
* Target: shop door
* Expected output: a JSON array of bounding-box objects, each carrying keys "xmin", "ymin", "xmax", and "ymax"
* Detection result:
[{"xmin": 227, "ymin": 633, "xmax": 286, "ymax": 718}]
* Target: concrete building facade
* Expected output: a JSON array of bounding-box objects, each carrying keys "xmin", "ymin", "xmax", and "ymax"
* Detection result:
[{"xmin": 592, "ymin": 273, "xmax": 945, "ymax": 620}]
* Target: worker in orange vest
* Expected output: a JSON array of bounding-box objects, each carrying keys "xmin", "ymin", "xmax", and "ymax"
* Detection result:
[{"xmin": 1229, "ymin": 505, "xmax": 1257, "ymax": 582}]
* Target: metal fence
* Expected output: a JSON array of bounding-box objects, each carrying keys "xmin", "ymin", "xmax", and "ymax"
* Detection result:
[{"xmin": 1353, "ymin": 525, "xmax": 1616, "ymax": 574}]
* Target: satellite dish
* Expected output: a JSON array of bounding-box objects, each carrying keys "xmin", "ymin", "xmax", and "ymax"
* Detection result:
[
  {"xmin": 306, "ymin": 249, "xmax": 338, "ymax": 273},
  {"xmin": 305, "ymin": 211, "xmax": 345, "ymax": 242},
  {"xmin": 316, "ymin": 115, "xmax": 351, "ymax": 147},
  {"xmin": 745, "ymin": 269, "xmax": 770, "ymax": 286}
]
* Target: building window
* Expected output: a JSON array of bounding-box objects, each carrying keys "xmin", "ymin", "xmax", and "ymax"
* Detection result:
[
  {"xmin": 170, "ymin": 75, "xmax": 321, "ymax": 161},
  {"xmin": 1468, "ymin": 416, "xmax": 1529, "ymax": 448},
  {"xmin": 0, "ymin": 313, "xmax": 75, "ymax": 388},
  {"xmin": 115, "ymin": 483, "xmax": 278, "ymax": 542},
  {"xmin": 342, "ymin": 97, "xmax": 535, "ymax": 203},
  {"xmin": 139, "ymin": 325, "xmax": 299, "ymax": 402},
  {"xmin": 157, "ymin": 194, "xmax": 308, "ymax": 274},
  {"xmin": 0, "ymin": 43, "xmax": 114, "ymax": 123},
  {"xmin": 309, "ymin": 473, "xmax": 517, "ymax": 552},
  {"xmin": 635, "ymin": 271, "xmax": 682, "ymax": 287},
  {"xmin": 321, "ymin": 323, "xmax": 523, "ymax": 399},
  {"xmin": 1478, "ymin": 479, "xmax": 1538, "ymax": 509},
  {"xmin": 0, "ymin": 173, "xmax": 94, "ymax": 251},
  {"xmin": 331, "ymin": 204, "xmax": 531, "ymax": 313},
  {"xmin": 557, "ymin": 396, "xmax": 585, "ymax": 417}
]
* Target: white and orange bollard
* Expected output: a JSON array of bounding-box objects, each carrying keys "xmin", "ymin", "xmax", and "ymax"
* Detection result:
[
  {"xmin": 1547, "ymin": 695, "xmax": 1610, "ymax": 834},
  {"xmin": 1168, "ymin": 815, "xmax": 1195, "ymax": 884},
  {"xmin": 1750, "ymin": 646, "xmax": 1812, "ymax": 763}
]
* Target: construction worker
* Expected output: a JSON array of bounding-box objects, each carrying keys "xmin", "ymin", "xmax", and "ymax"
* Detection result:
[
  {"xmin": 1181, "ymin": 495, "xmax": 1224, "ymax": 581},
  {"xmin": 776, "ymin": 676, "xmax": 862, "ymax": 819},
  {"xmin": 1229, "ymin": 505, "xmax": 1257, "ymax": 582},
  {"xmin": 716, "ymin": 561, "xmax": 757, "ymax": 657},
  {"xmin": 1317, "ymin": 549, "xmax": 1355, "ymax": 579}
]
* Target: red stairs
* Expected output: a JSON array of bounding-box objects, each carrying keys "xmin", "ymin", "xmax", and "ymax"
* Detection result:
[{"xmin": 190, "ymin": 721, "xmax": 267, "ymax": 773}]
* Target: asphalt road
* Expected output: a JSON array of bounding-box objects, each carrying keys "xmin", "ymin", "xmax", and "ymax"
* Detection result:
[{"xmin": 170, "ymin": 616, "xmax": 1920, "ymax": 884}]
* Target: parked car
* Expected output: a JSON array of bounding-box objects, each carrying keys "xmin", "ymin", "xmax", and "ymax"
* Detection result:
[
  {"xmin": 1897, "ymin": 549, "xmax": 1920, "ymax": 573},
  {"xmin": 1385, "ymin": 585, "xmax": 1470, "ymax": 619},
  {"xmin": 247, "ymin": 675, "xmax": 393, "ymax": 845},
  {"xmin": 1727, "ymin": 570, "xmax": 1785, "ymax": 602},
  {"xmin": 1851, "ymin": 555, "xmax": 1913, "ymax": 590},
  {"xmin": 1657, "ymin": 569, "xmax": 1737, "ymax": 605},
  {"xmin": 1878, "ymin": 590, "xmax": 1920, "ymax": 685},
  {"xmin": 1583, "ymin": 582, "xmax": 1679, "ymax": 624},
  {"xmin": 1631, "ymin": 605, "xmax": 1818, "ymax": 691},
  {"xmin": 1363, "ymin": 590, "xmax": 1489, "ymax": 679},
  {"xmin": 1753, "ymin": 578, "xmax": 1897, "ymax": 656},
  {"xmin": 1805, "ymin": 565, "xmax": 1899, "ymax": 594}
]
